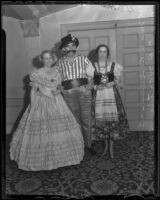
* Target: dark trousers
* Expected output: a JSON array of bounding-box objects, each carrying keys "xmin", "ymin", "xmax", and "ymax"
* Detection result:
[{"xmin": 63, "ymin": 87, "xmax": 92, "ymax": 148}]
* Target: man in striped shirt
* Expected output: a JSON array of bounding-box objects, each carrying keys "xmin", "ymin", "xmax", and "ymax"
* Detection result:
[{"xmin": 57, "ymin": 34, "xmax": 95, "ymax": 155}]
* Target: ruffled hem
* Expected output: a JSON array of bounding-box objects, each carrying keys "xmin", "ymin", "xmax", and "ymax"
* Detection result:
[{"xmin": 10, "ymin": 140, "xmax": 84, "ymax": 171}]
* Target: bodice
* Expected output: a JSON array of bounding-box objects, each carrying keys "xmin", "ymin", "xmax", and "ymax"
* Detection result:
[
  {"xmin": 94, "ymin": 62, "xmax": 115, "ymax": 85},
  {"xmin": 30, "ymin": 67, "xmax": 61, "ymax": 91}
]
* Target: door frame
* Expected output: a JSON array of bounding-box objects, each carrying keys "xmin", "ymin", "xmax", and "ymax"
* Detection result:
[
  {"xmin": 61, "ymin": 17, "xmax": 155, "ymax": 132},
  {"xmin": 61, "ymin": 17, "xmax": 154, "ymax": 37}
]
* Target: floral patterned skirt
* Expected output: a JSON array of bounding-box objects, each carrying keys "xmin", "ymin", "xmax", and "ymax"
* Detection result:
[{"xmin": 91, "ymin": 85, "xmax": 130, "ymax": 140}]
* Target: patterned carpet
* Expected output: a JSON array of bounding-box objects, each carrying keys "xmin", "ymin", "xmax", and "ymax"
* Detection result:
[{"xmin": 4, "ymin": 132, "xmax": 155, "ymax": 198}]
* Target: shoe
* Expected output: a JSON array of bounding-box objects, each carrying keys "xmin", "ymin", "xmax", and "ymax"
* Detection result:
[
  {"xmin": 92, "ymin": 141, "xmax": 105, "ymax": 154},
  {"xmin": 85, "ymin": 147, "xmax": 96, "ymax": 156},
  {"xmin": 101, "ymin": 152, "xmax": 109, "ymax": 159},
  {"xmin": 88, "ymin": 147, "xmax": 96, "ymax": 155}
]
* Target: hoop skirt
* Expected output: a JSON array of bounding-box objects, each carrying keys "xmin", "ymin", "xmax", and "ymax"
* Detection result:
[{"xmin": 10, "ymin": 67, "xmax": 84, "ymax": 171}]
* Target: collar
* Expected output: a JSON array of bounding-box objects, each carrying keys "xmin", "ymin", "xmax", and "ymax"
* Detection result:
[
  {"xmin": 95, "ymin": 60, "xmax": 111, "ymax": 66},
  {"xmin": 63, "ymin": 54, "xmax": 80, "ymax": 61}
]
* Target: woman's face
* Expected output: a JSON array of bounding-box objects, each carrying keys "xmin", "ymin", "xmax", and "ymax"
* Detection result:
[
  {"xmin": 42, "ymin": 52, "xmax": 53, "ymax": 67},
  {"xmin": 98, "ymin": 46, "xmax": 108, "ymax": 61}
]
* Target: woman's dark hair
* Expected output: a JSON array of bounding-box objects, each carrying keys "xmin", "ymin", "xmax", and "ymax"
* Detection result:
[{"xmin": 95, "ymin": 44, "xmax": 110, "ymax": 59}]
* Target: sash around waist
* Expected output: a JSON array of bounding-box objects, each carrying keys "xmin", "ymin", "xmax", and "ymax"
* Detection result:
[{"xmin": 62, "ymin": 78, "xmax": 88, "ymax": 90}]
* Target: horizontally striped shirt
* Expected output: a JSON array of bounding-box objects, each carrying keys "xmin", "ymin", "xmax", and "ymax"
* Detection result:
[{"xmin": 57, "ymin": 55, "xmax": 94, "ymax": 81}]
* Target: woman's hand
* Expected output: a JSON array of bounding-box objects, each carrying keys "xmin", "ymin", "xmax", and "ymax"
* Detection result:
[
  {"xmin": 106, "ymin": 81, "xmax": 115, "ymax": 88},
  {"xmin": 52, "ymin": 89, "xmax": 61, "ymax": 95},
  {"xmin": 30, "ymin": 89, "xmax": 38, "ymax": 107},
  {"xmin": 29, "ymin": 81, "xmax": 39, "ymax": 90},
  {"xmin": 97, "ymin": 85, "xmax": 104, "ymax": 90},
  {"xmin": 85, "ymin": 83, "xmax": 94, "ymax": 90},
  {"xmin": 38, "ymin": 87, "xmax": 52, "ymax": 98},
  {"xmin": 96, "ymin": 82, "xmax": 115, "ymax": 90}
]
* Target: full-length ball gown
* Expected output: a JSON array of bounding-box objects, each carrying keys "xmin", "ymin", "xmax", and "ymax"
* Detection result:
[{"xmin": 10, "ymin": 67, "xmax": 84, "ymax": 171}]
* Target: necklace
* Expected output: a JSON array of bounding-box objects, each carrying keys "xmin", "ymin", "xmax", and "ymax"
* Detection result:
[
  {"xmin": 97, "ymin": 60, "xmax": 111, "ymax": 83},
  {"xmin": 97, "ymin": 60, "xmax": 108, "ymax": 74}
]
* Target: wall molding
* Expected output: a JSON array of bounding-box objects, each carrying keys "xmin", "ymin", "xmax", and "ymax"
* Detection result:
[
  {"xmin": 61, "ymin": 17, "xmax": 154, "ymax": 37},
  {"xmin": 6, "ymin": 98, "xmax": 24, "ymax": 107},
  {"xmin": 6, "ymin": 98, "xmax": 24, "ymax": 134},
  {"xmin": 6, "ymin": 124, "xmax": 13, "ymax": 135}
]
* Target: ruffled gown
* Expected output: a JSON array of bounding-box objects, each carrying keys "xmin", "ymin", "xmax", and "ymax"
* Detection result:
[{"xmin": 10, "ymin": 67, "xmax": 84, "ymax": 171}]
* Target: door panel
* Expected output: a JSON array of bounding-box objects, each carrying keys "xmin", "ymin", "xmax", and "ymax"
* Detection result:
[
  {"xmin": 68, "ymin": 29, "xmax": 116, "ymax": 61},
  {"xmin": 116, "ymin": 25, "xmax": 154, "ymax": 131}
]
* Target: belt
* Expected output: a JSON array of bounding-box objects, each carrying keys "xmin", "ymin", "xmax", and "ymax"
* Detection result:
[{"xmin": 62, "ymin": 78, "xmax": 88, "ymax": 90}]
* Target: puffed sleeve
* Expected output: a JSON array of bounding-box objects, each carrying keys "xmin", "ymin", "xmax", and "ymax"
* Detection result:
[
  {"xmin": 56, "ymin": 60, "xmax": 64, "ymax": 81},
  {"xmin": 29, "ymin": 69, "xmax": 45, "ymax": 87},
  {"xmin": 54, "ymin": 67, "xmax": 62, "ymax": 86},
  {"xmin": 84, "ymin": 57, "xmax": 95, "ymax": 78},
  {"xmin": 114, "ymin": 63, "xmax": 123, "ymax": 84},
  {"xmin": 94, "ymin": 62, "xmax": 98, "ymax": 71},
  {"xmin": 29, "ymin": 70, "xmax": 42, "ymax": 104}
]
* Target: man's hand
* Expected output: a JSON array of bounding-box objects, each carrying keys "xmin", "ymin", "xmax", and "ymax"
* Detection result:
[
  {"xmin": 58, "ymin": 85, "xmax": 69, "ymax": 95},
  {"xmin": 57, "ymin": 84, "xmax": 63, "ymax": 91},
  {"xmin": 85, "ymin": 79, "xmax": 94, "ymax": 90}
]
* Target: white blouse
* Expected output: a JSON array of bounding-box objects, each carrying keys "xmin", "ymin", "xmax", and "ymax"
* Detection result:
[{"xmin": 94, "ymin": 61, "xmax": 123, "ymax": 84}]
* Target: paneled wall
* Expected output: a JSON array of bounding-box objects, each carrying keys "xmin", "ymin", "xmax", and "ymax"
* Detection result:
[
  {"xmin": 116, "ymin": 22, "xmax": 154, "ymax": 130},
  {"xmin": 62, "ymin": 18, "xmax": 154, "ymax": 131},
  {"xmin": 3, "ymin": 16, "xmax": 40, "ymax": 134},
  {"xmin": 3, "ymin": 17, "xmax": 28, "ymax": 134}
]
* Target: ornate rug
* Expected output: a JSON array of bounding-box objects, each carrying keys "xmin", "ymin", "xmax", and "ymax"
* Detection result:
[{"xmin": 4, "ymin": 132, "xmax": 155, "ymax": 197}]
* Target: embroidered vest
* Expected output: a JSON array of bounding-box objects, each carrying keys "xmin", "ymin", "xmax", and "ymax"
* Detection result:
[{"xmin": 94, "ymin": 62, "xmax": 115, "ymax": 85}]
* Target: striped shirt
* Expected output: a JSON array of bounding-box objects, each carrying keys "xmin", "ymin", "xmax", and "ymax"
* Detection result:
[{"xmin": 57, "ymin": 55, "xmax": 94, "ymax": 81}]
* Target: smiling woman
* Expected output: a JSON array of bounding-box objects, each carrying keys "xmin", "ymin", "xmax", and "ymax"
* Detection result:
[{"xmin": 9, "ymin": 50, "xmax": 85, "ymax": 171}]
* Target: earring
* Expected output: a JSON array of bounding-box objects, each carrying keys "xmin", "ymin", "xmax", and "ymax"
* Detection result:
[{"xmin": 39, "ymin": 55, "xmax": 42, "ymax": 62}]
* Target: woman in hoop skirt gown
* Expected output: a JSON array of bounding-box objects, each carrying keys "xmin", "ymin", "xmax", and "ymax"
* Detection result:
[{"xmin": 10, "ymin": 50, "xmax": 84, "ymax": 171}]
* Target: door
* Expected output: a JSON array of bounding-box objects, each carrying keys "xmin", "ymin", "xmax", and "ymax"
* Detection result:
[
  {"xmin": 116, "ymin": 24, "xmax": 154, "ymax": 131},
  {"xmin": 61, "ymin": 18, "xmax": 154, "ymax": 131}
]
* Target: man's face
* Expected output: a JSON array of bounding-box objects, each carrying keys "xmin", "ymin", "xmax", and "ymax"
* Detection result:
[
  {"xmin": 63, "ymin": 42, "xmax": 77, "ymax": 57},
  {"xmin": 52, "ymin": 52, "xmax": 58, "ymax": 64}
]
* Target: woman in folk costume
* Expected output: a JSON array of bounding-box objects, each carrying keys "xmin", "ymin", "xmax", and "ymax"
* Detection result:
[
  {"xmin": 10, "ymin": 50, "xmax": 84, "ymax": 171},
  {"xmin": 92, "ymin": 44, "xmax": 129, "ymax": 158}
]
